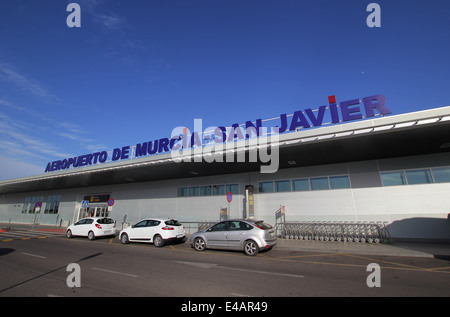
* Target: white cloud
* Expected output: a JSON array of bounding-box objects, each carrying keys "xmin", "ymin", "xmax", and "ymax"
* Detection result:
[
  {"xmin": 0, "ymin": 63, "xmax": 59, "ymax": 104},
  {"xmin": 0, "ymin": 154, "xmax": 43, "ymax": 180},
  {"xmin": 95, "ymin": 13, "xmax": 125, "ymax": 29}
]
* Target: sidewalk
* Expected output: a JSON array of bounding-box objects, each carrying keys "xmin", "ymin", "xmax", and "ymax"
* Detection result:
[
  {"xmin": 276, "ymin": 238, "xmax": 450, "ymax": 259},
  {"xmin": 2, "ymin": 222, "xmax": 449, "ymax": 259}
]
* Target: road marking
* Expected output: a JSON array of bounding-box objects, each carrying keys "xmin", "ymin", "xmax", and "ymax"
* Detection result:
[
  {"xmin": 339, "ymin": 253, "xmax": 430, "ymax": 271},
  {"xmin": 21, "ymin": 252, "xmax": 47, "ymax": 259},
  {"xmin": 174, "ymin": 261, "xmax": 304, "ymax": 279},
  {"xmin": 92, "ymin": 267, "xmax": 138, "ymax": 278},
  {"xmin": 276, "ymin": 253, "xmax": 341, "ymax": 259}
]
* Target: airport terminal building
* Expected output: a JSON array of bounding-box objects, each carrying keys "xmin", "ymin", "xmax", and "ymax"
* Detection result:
[{"xmin": 1, "ymin": 95, "xmax": 450, "ymax": 242}]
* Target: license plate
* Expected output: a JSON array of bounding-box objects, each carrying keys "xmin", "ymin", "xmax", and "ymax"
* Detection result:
[
  {"xmin": 177, "ymin": 234, "xmax": 184, "ymax": 238},
  {"xmin": 104, "ymin": 230, "xmax": 111, "ymax": 234}
]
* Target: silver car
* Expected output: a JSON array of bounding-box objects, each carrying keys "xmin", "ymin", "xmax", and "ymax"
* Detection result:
[{"xmin": 189, "ymin": 219, "xmax": 277, "ymax": 256}]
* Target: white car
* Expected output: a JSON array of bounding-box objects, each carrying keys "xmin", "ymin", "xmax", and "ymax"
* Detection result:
[
  {"xmin": 66, "ymin": 217, "xmax": 117, "ymax": 240},
  {"xmin": 119, "ymin": 218, "xmax": 186, "ymax": 247}
]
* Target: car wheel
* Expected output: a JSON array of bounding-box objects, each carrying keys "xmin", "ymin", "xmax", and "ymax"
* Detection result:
[
  {"xmin": 153, "ymin": 234, "xmax": 164, "ymax": 247},
  {"xmin": 88, "ymin": 231, "xmax": 95, "ymax": 240},
  {"xmin": 244, "ymin": 240, "xmax": 259, "ymax": 256},
  {"xmin": 193, "ymin": 237, "xmax": 206, "ymax": 251},
  {"xmin": 66, "ymin": 229, "xmax": 73, "ymax": 239},
  {"xmin": 120, "ymin": 233, "xmax": 129, "ymax": 244}
]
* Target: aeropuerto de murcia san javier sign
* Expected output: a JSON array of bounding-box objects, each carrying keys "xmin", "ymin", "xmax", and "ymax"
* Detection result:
[{"xmin": 44, "ymin": 94, "xmax": 391, "ymax": 173}]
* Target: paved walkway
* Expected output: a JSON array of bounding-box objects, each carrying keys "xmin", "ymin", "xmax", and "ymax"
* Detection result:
[
  {"xmin": 2, "ymin": 222, "xmax": 449, "ymax": 258},
  {"xmin": 276, "ymin": 238, "xmax": 450, "ymax": 258}
]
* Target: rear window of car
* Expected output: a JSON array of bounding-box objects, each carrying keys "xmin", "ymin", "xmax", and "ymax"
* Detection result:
[
  {"xmin": 254, "ymin": 221, "xmax": 273, "ymax": 229},
  {"xmin": 97, "ymin": 218, "xmax": 115, "ymax": 224},
  {"xmin": 165, "ymin": 219, "xmax": 182, "ymax": 226}
]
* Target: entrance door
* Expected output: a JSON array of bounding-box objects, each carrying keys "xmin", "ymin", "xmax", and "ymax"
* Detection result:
[{"xmin": 76, "ymin": 206, "xmax": 109, "ymax": 222}]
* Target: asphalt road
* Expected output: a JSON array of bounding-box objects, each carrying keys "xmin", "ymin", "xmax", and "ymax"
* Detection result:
[{"xmin": 0, "ymin": 234, "xmax": 449, "ymax": 298}]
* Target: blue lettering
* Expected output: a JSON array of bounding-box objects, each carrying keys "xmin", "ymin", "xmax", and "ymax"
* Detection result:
[
  {"xmin": 148, "ymin": 140, "xmax": 158, "ymax": 154},
  {"xmin": 121, "ymin": 146, "xmax": 130, "ymax": 160},
  {"xmin": 245, "ymin": 119, "xmax": 262, "ymax": 138},
  {"xmin": 329, "ymin": 103, "xmax": 340, "ymax": 123},
  {"xmin": 85, "ymin": 154, "xmax": 93, "ymax": 165},
  {"xmin": 112, "ymin": 148, "xmax": 121, "ymax": 161},
  {"xmin": 340, "ymin": 99, "xmax": 362, "ymax": 122},
  {"xmin": 305, "ymin": 105, "xmax": 326, "ymax": 127},
  {"xmin": 277, "ymin": 114, "xmax": 288, "ymax": 133},
  {"xmin": 158, "ymin": 138, "xmax": 170, "ymax": 153},
  {"xmin": 92, "ymin": 152, "xmax": 100, "ymax": 164},
  {"xmin": 45, "ymin": 162, "xmax": 51, "ymax": 172},
  {"xmin": 289, "ymin": 110, "xmax": 311, "ymax": 131},
  {"xmin": 190, "ymin": 133, "xmax": 202, "ymax": 147},
  {"xmin": 67, "ymin": 158, "xmax": 75, "ymax": 168},
  {"xmin": 135, "ymin": 142, "xmax": 148, "ymax": 157},
  {"xmin": 363, "ymin": 95, "xmax": 391, "ymax": 117},
  {"xmin": 78, "ymin": 155, "xmax": 86, "ymax": 167},
  {"xmin": 99, "ymin": 151, "xmax": 107, "ymax": 163},
  {"xmin": 228, "ymin": 123, "xmax": 244, "ymax": 142},
  {"xmin": 170, "ymin": 136, "xmax": 181, "ymax": 151},
  {"xmin": 214, "ymin": 127, "xmax": 227, "ymax": 143}
]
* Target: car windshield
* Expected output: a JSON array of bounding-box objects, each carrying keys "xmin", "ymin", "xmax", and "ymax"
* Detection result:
[
  {"xmin": 254, "ymin": 221, "xmax": 272, "ymax": 229},
  {"xmin": 165, "ymin": 219, "xmax": 182, "ymax": 226}
]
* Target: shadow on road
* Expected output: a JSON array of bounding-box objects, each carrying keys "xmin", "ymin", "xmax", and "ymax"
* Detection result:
[
  {"xmin": 0, "ymin": 248, "xmax": 14, "ymax": 256},
  {"xmin": 0, "ymin": 252, "xmax": 103, "ymax": 294}
]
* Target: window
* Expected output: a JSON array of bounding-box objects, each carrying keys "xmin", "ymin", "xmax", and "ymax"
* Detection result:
[
  {"xmin": 133, "ymin": 220, "xmax": 148, "ymax": 228},
  {"xmin": 329, "ymin": 176, "xmax": 350, "ymax": 189},
  {"xmin": 189, "ymin": 187, "xmax": 199, "ymax": 196},
  {"xmin": 28, "ymin": 196, "xmax": 44, "ymax": 214},
  {"xmin": 165, "ymin": 220, "xmax": 182, "ymax": 226},
  {"xmin": 259, "ymin": 181, "xmax": 274, "ymax": 193},
  {"xmin": 178, "ymin": 187, "xmax": 188, "ymax": 197},
  {"xmin": 228, "ymin": 221, "xmax": 252, "ymax": 231},
  {"xmin": 275, "ymin": 180, "xmax": 291, "ymax": 192},
  {"xmin": 148, "ymin": 220, "xmax": 161, "ymax": 226},
  {"xmin": 226, "ymin": 184, "xmax": 239, "ymax": 195},
  {"xmin": 97, "ymin": 218, "xmax": 115, "ymax": 224},
  {"xmin": 212, "ymin": 185, "xmax": 225, "ymax": 196},
  {"xmin": 292, "ymin": 179, "xmax": 309, "ymax": 191},
  {"xmin": 45, "ymin": 195, "xmax": 61, "ymax": 214},
  {"xmin": 405, "ymin": 169, "xmax": 433, "ymax": 185},
  {"xmin": 310, "ymin": 177, "xmax": 329, "ymax": 190},
  {"xmin": 200, "ymin": 185, "xmax": 212, "ymax": 196},
  {"xmin": 432, "ymin": 167, "xmax": 450, "ymax": 183},
  {"xmin": 210, "ymin": 222, "xmax": 229, "ymax": 231},
  {"xmin": 381, "ymin": 171, "xmax": 406, "ymax": 186},
  {"xmin": 22, "ymin": 197, "xmax": 30, "ymax": 214},
  {"xmin": 254, "ymin": 221, "xmax": 273, "ymax": 229}
]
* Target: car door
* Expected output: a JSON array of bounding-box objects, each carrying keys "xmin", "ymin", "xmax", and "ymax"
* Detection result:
[
  {"xmin": 71, "ymin": 219, "xmax": 86, "ymax": 236},
  {"xmin": 147, "ymin": 220, "xmax": 161, "ymax": 242},
  {"xmin": 226, "ymin": 221, "xmax": 252, "ymax": 248},
  {"xmin": 128, "ymin": 220, "xmax": 150, "ymax": 241},
  {"xmin": 78, "ymin": 219, "xmax": 94, "ymax": 236},
  {"xmin": 205, "ymin": 221, "xmax": 229, "ymax": 248}
]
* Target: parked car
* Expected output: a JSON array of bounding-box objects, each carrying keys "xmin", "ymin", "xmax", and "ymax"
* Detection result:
[
  {"xmin": 189, "ymin": 219, "xmax": 277, "ymax": 256},
  {"xmin": 119, "ymin": 218, "xmax": 186, "ymax": 247},
  {"xmin": 66, "ymin": 217, "xmax": 117, "ymax": 240}
]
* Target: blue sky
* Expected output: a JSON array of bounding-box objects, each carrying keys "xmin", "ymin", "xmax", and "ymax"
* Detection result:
[{"xmin": 0, "ymin": 0, "xmax": 449, "ymax": 180}]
